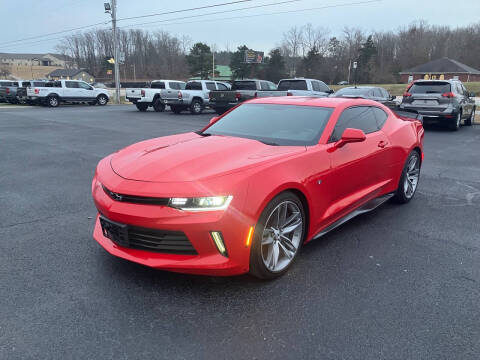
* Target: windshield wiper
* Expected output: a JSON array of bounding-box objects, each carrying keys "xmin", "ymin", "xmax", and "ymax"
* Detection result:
[{"xmin": 196, "ymin": 131, "xmax": 211, "ymax": 137}]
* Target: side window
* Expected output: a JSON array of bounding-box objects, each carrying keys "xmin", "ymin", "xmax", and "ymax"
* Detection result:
[
  {"xmin": 460, "ymin": 83, "xmax": 467, "ymax": 95},
  {"xmin": 217, "ymin": 83, "xmax": 228, "ymax": 90},
  {"xmin": 260, "ymin": 81, "xmax": 270, "ymax": 90},
  {"xmin": 317, "ymin": 81, "xmax": 330, "ymax": 93},
  {"xmin": 311, "ymin": 81, "xmax": 320, "ymax": 92},
  {"xmin": 268, "ymin": 82, "xmax": 277, "ymax": 90},
  {"xmin": 371, "ymin": 107, "xmax": 388, "ymax": 129},
  {"xmin": 65, "ymin": 81, "xmax": 78, "ymax": 88},
  {"xmin": 373, "ymin": 88, "xmax": 383, "ymax": 98},
  {"xmin": 78, "ymin": 82, "xmax": 92, "ymax": 89},
  {"xmin": 330, "ymin": 106, "xmax": 379, "ymax": 142},
  {"xmin": 169, "ymin": 82, "xmax": 180, "ymax": 90},
  {"xmin": 381, "ymin": 89, "xmax": 390, "ymax": 98},
  {"xmin": 206, "ymin": 82, "xmax": 216, "ymax": 91},
  {"xmin": 150, "ymin": 81, "xmax": 165, "ymax": 89}
]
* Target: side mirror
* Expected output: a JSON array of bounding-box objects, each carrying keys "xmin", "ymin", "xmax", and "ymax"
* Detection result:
[
  {"xmin": 335, "ymin": 128, "xmax": 366, "ymax": 148},
  {"xmin": 327, "ymin": 89, "xmax": 334, "ymax": 94},
  {"xmin": 209, "ymin": 116, "xmax": 220, "ymax": 124},
  {"xmin": 469, "ymin": 92, "xmax": 476, "ymax": 98},
  {"xmin": 390, "ymin": 95, "xmax": 396, "ymax": 101}
]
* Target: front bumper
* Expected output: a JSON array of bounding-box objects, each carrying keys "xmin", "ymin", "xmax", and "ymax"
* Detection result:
[{"xmin": 91, "ymin": 173, "xmax": 253, "ymax": 276}]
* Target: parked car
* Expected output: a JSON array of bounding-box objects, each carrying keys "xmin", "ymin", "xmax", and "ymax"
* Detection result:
[
  {"xmin": 209, "ymin": 79, "xmax": 278, "ymax": 114},
  {"xmin": 26, "ymin": 80, "xmax": 110, "ymax": 107},
  {"xmin": 0, "ymin": 80, "xmax": 16, "ymax": 103},
  {"xmin": 126, "ymin": 80, "xmax": 186, "ymax": 112},
  {"xmin": 332, "ymin": 86, "xmax": 397, "ymax": 107},
  {"xmin": 161, "ymin": 80, "xmax": 231, "ymax": 114},
  {"xmin": 273, "ymin": 78, "xmax": 333, "ymax": 97},
  {"xmin": 337, "ymin": 81, "xmax": 349, "ymax": 85},
  {"xmin": 0, "ymin": 80, "xmax": 36, "ymax": 104},
  {"xmin": 92, "ymin": 96, "xmax": 424, "ymax": 279},
  {"xmin": 16, "ymin": 80, "xmax": 47, "ymax": 104},
  {"xmin": 399, "ymin": 79, "xmax": 476, "ymax": 130}
]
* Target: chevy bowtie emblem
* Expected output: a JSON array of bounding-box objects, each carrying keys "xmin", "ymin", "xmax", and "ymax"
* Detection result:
[{"xmin": 113, "ymin": 192, "xmax": 123, "ymax": 201}]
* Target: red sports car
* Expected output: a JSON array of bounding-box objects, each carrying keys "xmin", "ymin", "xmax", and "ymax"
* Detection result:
[{"xmin": 92, "ymin": 97, "xmax": 424, "ymax": 279}]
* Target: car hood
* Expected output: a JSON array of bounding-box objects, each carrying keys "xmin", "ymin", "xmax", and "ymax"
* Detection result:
[{"xmin": 110, "ymin": 132, "xmax": 306, "ymax": 183}]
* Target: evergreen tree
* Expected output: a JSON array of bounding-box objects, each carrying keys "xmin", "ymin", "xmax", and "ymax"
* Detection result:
[
  {"xmin": 230, "ymin": 45, "xmax": 252, "ymax": 80},
  {"xmin": 265, "ymin": 48, "xmax": 287, "ymax": 83},
  {"xmin": 186, "ymin": 43, "xmax": 212, "ymax": 79}
]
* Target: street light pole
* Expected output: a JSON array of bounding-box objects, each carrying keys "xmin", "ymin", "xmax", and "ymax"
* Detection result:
[{"xmin": 111, "ymin": 0, "xmax": 120, "ymax": 104}]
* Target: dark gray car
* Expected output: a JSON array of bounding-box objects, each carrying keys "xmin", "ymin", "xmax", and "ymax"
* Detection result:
[
  {"xmin": 332, "ymin": 86, "xmax": 397, "ymax": 107},
  {"xmin": 399, "ymin": 79, "xmax": 476, "ymax": 131}
]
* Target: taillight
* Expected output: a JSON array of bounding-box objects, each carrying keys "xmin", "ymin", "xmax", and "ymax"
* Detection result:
[
  {"xmin": 34, "ymin": 88, "xmax": 39, "ymax": 94},
  {"xmin": 178, "ymin": 91, "xmax": 183, "ymax": 100},
  {"xmin": 403, "ymin": 92, "xmax": 411, "ymax": 97},
  {"xmin": 287, "ymin": 92, "xmax": 293, "ymax": 96},
  {"xmin": 140, "ymin": 89, "xmax": 145, "ymax": 97},
  {"xmin": 442, "ymin": 92, "xmax": 455, "ymax": 98},
  {"xmin": 5, "ymin": 88, "xmax": 9, "ymax": 95},
  {"xmin": 235, "ymin": 92, "xmax": 241, "ymax": 101}
]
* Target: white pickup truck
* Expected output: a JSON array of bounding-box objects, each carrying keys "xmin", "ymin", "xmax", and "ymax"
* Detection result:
[
  {"xmin": 161, "ymin": 80, "xmax": 231, "ymax": 114},
  {"xmin": 125, "ymin": 80, "xmax": 186, "ymax": 112},
  {"xmin": 27, "ymin": 80, "xmax": 109, "ymax": 107}
]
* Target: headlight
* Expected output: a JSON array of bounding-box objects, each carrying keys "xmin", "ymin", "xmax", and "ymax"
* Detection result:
[{"xmin": 169, "ymin": 196, "xmax": 233, "ymax": 211}]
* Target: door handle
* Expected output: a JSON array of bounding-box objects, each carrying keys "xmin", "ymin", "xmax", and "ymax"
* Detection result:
[{"xmin": 378, "ymin": 140, "xmax": 388, "ymax": 148}]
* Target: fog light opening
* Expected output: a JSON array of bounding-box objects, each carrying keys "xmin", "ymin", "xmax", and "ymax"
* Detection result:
[
  {"xmin": 210, "ymin": 231, "xmax": 228, "ymax": 257},
  {"xmin": 245, "ymin": 226, "xmax": 254, "ymax": 247}
]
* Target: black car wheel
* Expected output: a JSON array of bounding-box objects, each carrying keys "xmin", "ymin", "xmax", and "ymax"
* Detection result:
[
  {"xmin": 47, "ymin": 95, "xmax": 59, "ymax": 108},
  {"xmin": 465, "ymin": 107, "xmax": 475, "ymax": 126},
  {"xmin": 249, "ymin": 191, "xmax": 306, "ymax": 280},
  {"xmin": 450, "ymin": 112, "xmax": 461, "ymax": 131},
  {"xmin": 392, "ymin": 150, "xmax": 421, "ymax": 204},
  {"xmin": 135, "ymin": 103, "xmax": 148, "ymax": 112},
  {"xmin": 152, "ymin": 98, "xmax": 165, "ymax": 112},
  {"xmin": 97, "ymin": 94, "xmax": 108, "ymax": 106}
]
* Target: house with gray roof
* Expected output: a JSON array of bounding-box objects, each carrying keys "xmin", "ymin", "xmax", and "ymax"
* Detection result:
[{"xmin": 399, "ymin": 58, "xmax": 480, "ymax": 83}]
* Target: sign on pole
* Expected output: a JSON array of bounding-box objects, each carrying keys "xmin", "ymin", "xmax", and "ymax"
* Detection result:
[
  {"xmin": 353, "ymin": 61, "xmax": 358, "ymax": 69},
  {"xmin": 244, "ymin": 50, "xmax": 264, "ymax": 64}
]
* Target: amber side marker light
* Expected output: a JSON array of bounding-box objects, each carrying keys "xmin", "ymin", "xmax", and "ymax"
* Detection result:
[{"xmin": 246, "ymin": 226, "xmax": 254, "ymax": 247}]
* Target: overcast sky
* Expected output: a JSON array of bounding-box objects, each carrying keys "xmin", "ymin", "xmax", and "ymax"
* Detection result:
[{"xmin": 1, "ymin": 0, "xmax": 479, "ymax": 54}]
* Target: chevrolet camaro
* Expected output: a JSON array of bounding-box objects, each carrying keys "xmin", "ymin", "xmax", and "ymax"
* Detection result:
[{"xmin": 92, "ymin": 97, "xmax": 424, "ymax": 279}]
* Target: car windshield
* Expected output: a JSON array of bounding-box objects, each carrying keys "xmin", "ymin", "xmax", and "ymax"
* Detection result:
[
  {"xmin": 232, "ymin": 81, "xmax": 257, "ymax": 90},
  {"xmin": 409, "ymin": 82, "xmax": 451, "ymax": 94},
  {"xmin": 335, "ymin": 88, "xmax": 373, "ymax": 97},
  {"xmin": 278, "ymin": 80, "xmax": 308, "ymax": 91},
  {"xmin": 203, "ymin": 103, "xmax": 333, "ymax": 146}
]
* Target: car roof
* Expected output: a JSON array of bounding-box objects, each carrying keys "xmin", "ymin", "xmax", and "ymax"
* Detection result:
[
  {"xmin": 338, "ymin": 86, "xmax": 377, "ymax": 90},
  {"xmin": 247, "ymin": 96, "xmax": 382, "ymax": 108}
]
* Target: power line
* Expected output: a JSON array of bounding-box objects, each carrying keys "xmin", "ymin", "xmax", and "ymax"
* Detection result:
[
  {"xmin": 117, "ymin": 0, "xmax": 253, "ymax": 22},
  {"xmin": 119, "ymin": 0, "xmax": 384, "ymax": 30},
  {"xmin": 119, "ymin": 0, "xmax": 304, "ymax": 29},
  {"xmin": 0, "ymin": 0, "xmax": 254, "ymax": 47}
]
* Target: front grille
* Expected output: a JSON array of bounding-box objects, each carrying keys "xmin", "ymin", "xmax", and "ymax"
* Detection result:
[
  {"xmin": 102, "ymin": 185, "xmax": 169, "ymax": 206},
  {"xmin": 127, "ymin": 226, "xmax": 197, "ymax": 254}
]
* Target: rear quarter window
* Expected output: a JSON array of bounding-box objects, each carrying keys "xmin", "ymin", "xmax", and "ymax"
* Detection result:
[
  {"xmin": 186, "ymin": 82, "xmax": 202, "ymax": 90},
  {"xmin": 151, "ymin": 82, "xmax": 165, "ymax": 89},
  {"xmin": 232, "ymin": 81, "xmax": 257, "ymax": 90}
]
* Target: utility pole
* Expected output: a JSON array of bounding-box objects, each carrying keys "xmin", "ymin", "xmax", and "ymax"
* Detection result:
[
  {"xmin": 105, "ymin": 1, "xmax": 120, "ymax": 103},
  {"xmin": 212, "ymin": 51, "xmax": 215, "ymax": 81}
]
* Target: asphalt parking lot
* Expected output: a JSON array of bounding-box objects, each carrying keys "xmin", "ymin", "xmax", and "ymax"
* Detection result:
[{"xmin": 1, "ymin": 104, "xmax": 479, "ymax": 359}]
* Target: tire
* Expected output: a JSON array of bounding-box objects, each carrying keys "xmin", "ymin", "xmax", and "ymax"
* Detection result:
[
  {"xmin": 170, "ymin": 105, "xmax": 182, "ymax": 114},
  {"xmin": 97, "ymin": 94, "xmax": 108, "ymax": 106},
  {"xmin": 249, "ymin": 191, "xmax": 306, "ymax": 280},
  {"xmin": 152, "ymin": 98, "xmax": 165, "ymax": 112},
  {"xmin": 392, "ymin": 150, "xmax": 421, "ymax": 204},
  {"xmin": 47, "ymin": 95, "xmax": 59, "ymax": 108},
  {"xmin": 449, "ymin": 112, "xmax": 461, "ymax": 131},
  {"xmin": 465, "ymin": 107, "xmax": 475, "ymax": 126},
  {"xmin": 136, "ymin": 103, "xmax": 148, "ymax": 112},
  {"xmin": 190, "ymin": 99, "xmax": 203, "ymax": 115}
]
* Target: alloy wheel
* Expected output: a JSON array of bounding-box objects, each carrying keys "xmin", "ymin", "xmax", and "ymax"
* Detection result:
[
  {"xmin": 456, "ymin": 113, "xmax": 461, "ymax": 128},
  {"xmin": 261, "ymin": 201, "xmax": 303, "ymax": 272},
  {"xmin": 49, "ymin": 97, "xmax": 58, "ymax": 107},
  {"xmin": 98, "ymin": 96, "xmax": 107, "ymax": 105},
  {"xmin": 404, "ymin": 153, "xmax": 420, "ymax": 199},
  {"xmin": 193, "ymin": 102, "xmax": 201, "ymax": 113}
]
